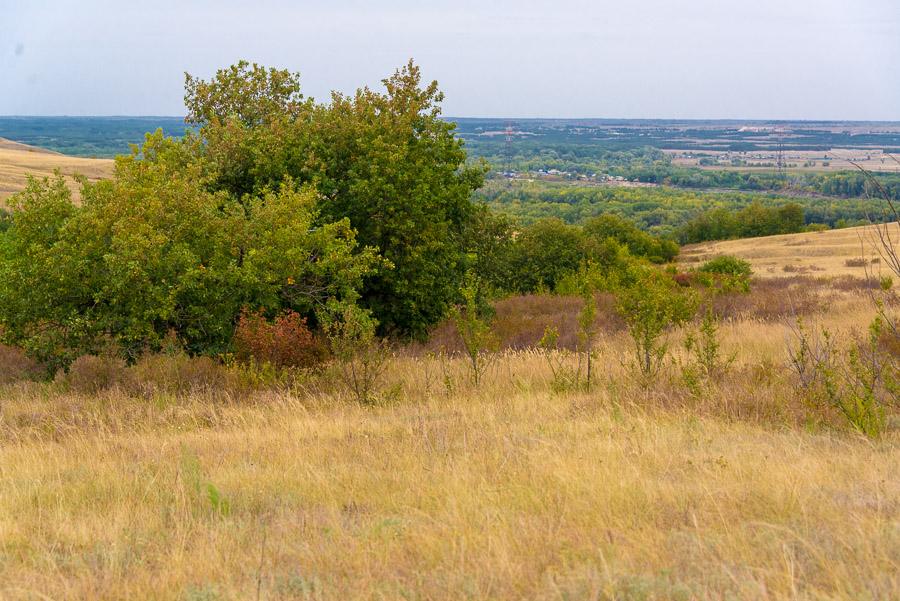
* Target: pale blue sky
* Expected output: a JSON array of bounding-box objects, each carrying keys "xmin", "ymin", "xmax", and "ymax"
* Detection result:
[{"xmin": 1, "ymin": 0, "xmax": 898, "ymax": 119}]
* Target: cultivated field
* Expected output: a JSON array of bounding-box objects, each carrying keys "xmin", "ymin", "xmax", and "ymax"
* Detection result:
[
  {"xmin": 0, "ymin": 138, "xmax": 113, "ymax": 205},
  {"xmin": 2, "ymin": 225, "xmax": 899, "ymax": 600},
  {"xmin": 668, "ymin": 148, "xmax": 900, "ymax": 173}
]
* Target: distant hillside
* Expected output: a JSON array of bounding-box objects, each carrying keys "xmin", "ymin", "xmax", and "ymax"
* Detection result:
[
  {"xmin": 0, "ymin": 116, "xmax": 187, "ymax": 158},
  {"xmin": 680, "ymin": 222, "xmax": 900, "ymax": 280},
  {"xmin": 0, "ymin": 137, "xmax": 113, "ymax": 205}
]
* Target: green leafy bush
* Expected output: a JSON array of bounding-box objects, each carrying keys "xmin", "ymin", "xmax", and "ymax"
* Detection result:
[
  {"xmin": 698, "ymin": 255, "xmax": 753, "ymax": 278},
  {"xmin": 616, "ymin": 266, "xmax": 698, "ymax": 382},
  {"xmin": 785, "ymin": 314, "xmax": 896, "ymax": 437},
  {"xmin": 450, "ymin": 273, "xmax": 498, "ymax": 388},
  {"xmin": 183, "ymin": 60, "xmax": 486, "ymax": 338},
  {"xmin": 320, "ymin": 299, "xmax": 389, "ymax": 403},
  {"xmin": 0, "ymin": 150, "xmax": 378, "ymax": 371}
]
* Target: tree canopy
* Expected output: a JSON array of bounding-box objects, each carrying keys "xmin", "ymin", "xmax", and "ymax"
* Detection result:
[
  {"xmin": 0, "ymin": 135, "xmax": 378, "ymax": 370},
  {"xmin": 0, "ymin": 60, "xmax": 488, "ymax": 366},
  {"xmin": 180, "ymin": 60, "xmax": 486, "ymax": 337}
]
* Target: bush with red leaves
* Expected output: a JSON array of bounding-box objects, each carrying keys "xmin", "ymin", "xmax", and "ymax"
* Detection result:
[{"xmin": 233, "ymin": 309, "xmax": 327, "ymax": 369}]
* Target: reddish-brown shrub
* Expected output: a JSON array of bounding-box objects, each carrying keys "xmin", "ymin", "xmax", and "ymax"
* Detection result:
[
  {"xmin": 0, "ymin": 343, "xmax": 41, "ymax": 384},
  {"xmin": 61, "ymin": 354, "xmax": 127, "ymax": 394},
  {"xmin": 424, "ymin": 292, "xmax": 624, "ymax": 354},
  {"xmin": 233, "ymin": 309, "xmax": 328, "ymax": 369},
  {"xmin": 673, "ymin": 273, "xmax": 692, "ymax": 287}
]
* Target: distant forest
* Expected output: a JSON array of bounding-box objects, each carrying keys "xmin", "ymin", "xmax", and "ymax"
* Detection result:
[
  {"xmin": 0, "ymin": 116, "xmax": 187, "ymax": 158},
  {"xmin": 3, "ymin": 116, "xmax": 900, "ymax": 240}
]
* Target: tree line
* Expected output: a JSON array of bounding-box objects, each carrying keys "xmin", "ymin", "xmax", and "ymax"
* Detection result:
[
  {"xmin": 479, "ymin": 180, "xmax": 886, "ymax": 238},
  {"xmin": 0, "ymin": 62, "xmax": 678, "ymax": 370}
]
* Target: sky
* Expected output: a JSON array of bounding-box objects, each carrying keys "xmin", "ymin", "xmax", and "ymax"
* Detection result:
[{"xmin": 1, "ymin": 0, "xmax": 899, "ymax": 120}]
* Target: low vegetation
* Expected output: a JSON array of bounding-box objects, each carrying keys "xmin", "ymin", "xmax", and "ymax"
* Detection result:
[
  {"xmin": 2, "ymin": 63, "xmax": 900, "ymax": 600},
  {"xmin": 2, "ymin": 258, "xmax": 899, "ymax": 599}
]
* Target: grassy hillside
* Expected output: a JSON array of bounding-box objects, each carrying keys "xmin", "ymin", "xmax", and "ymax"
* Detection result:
[
  {"xmin": 0, "ymin": 137, "xmax": 113, "ymax": 205},
  {"xmin": 681, "ymin": 222, "xmax": 900, "ymax": 280},
  {"xmin": 2, "ymin": 226, "xmax": 899, "ymax": 599}
]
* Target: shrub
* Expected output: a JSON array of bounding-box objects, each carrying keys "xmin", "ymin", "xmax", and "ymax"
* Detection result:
[
  {"xmin": 0, "ymin": 168, "xmax": 375, "ymax": 371},
  {"xmin": 320, "ymin": 299, "xmax": 389, "ymax": 404},
  {"xmin": 698, "ymin": 255, "xmax": 753, "ymax": 278},
  {"xmin": 673, "ymin": 273, "xmax": 692, "ymax": 287},
  {"xmin": 844, "ymin": 257, "xmax": 868, "ymax": 267},
  {"xmin": 0, "ymin": 342, "xmax": 41, "ymax": 384},
  {"xmin": 537, "ymin": 282, "xmax": 597, "ymax": 393},
  {"xmin": 681, "ymin": 305, "xmax": 736, "ymax": 393},
  {"xmin": 61, "ymin": 354, "xmax": 127, "ymax": 394},
  {"xmin": 450, "ymin": 273, "xmax": 498, "ymax": 388},
  {"xmin": 785, "ymin": 314, "xmax": 895, "ymax": 437},
  {"xmin": 233, "ymin": 309, "xmax": 327, "ymax": 370},
  {"xmin": 616, "ymin": 266, "xmax": 698, "ymax": 383}
]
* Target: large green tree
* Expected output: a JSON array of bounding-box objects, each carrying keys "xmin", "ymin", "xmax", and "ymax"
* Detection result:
[{"xmin": 182, "ymin": 60, "xmax": 486, "ymax": 337}]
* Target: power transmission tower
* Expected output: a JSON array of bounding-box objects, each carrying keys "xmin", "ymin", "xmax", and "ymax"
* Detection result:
[
  {"xmin": 504, "ymin": 120, "xmax": 517, "ymax": 174},
  {"xmin": 775, "ymin": 123, "xmax": 788, "ymax": 180}
]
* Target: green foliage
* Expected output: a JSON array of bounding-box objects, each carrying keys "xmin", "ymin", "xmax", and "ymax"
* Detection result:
[
  {"xmin": 681, "ymin": 305, "xmax": 736, "ymax": 393},
  {"xmin": 182, "ymin": 60, "xmax": 486, "ymax": 338},
  {"xmin": 481, "ymin": 179, "xmax": 887, "ymax": 242},
  {"xmin": 506, "ymin": 218, "xmax": 588, "ymax": 292},
  {"xmin": 450, "ymin": 274, "xmax": 498, "ymax": 388},
  {"xmin": 539, "ymin": 273, "xmax": 599, "ymax": 392},
  {"xmin": 461, "ymin": 204, "xmax": 515, "ymax": 295},
  {"xmin": 501, "ymin": 215, "xmax": 668, "ymax": 295},
  {"xmin": 679, "ymin": 202, "xmax": 806, "ymax": 243},
  {"xmin": 576, "ymin": 282, "xmax": 598, "ymax": 391},
  {"xmin": 692, "ymin": 255, "xmax": 753, "ymax": 294},
  {"xmin": 785, "ymin": 315, "xmax": 895, "ymax": 437},
  {"xmin": 0, "ymin": 143, "xmax": 378, "ymax": 371},
  {"xmin": 583, "ymin": 214, "xmax": 678, "ymax": 263},
  {"xmin": 0, "ymin": 208, "xmax": 11, "ymax": 234},
  {"xmin": 181, "ymin": 447, "xmax": 231, "ymax": 519},
  {"xmin": 698, "ymin": 255, "xmax": 753, "ymax": 278},
  {"xmin": 616, "ymin": 266, "xmax": 698, "ymax": 383},
  {"xmin": 320, "ymin": 298, "xmax": 389, "ymax": 403}
]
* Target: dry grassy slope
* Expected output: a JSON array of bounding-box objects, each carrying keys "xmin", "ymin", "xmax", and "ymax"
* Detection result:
[
  {"xmin": 1, "ymin": 212, "xmax": 899, "ymax": 598},
  {"xmin": 0, "ymin": 137, "xmax": 114, "ymax": 205},
  {"xmin": 680, "ymin": 223, "xmax": 900, "ymax": 280}
]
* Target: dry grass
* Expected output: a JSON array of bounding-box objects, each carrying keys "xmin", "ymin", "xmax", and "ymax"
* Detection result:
[
  {"xmin": 2, "ymin": 280, "xmax": 899, "ymax": 600},
  {"xmin": 2, "ymin": 226, "xmax": 900, "ymax": 599},
  {"xmin": 0, "ymin": 138, "xmax": 113, "ymax": 205},
  {"xmin": 1, "ymin": 357, "xmax": 898, "ymax": 600},
  {"xmin": 680, "ymin": 222, "xmax": 900, "ymax": 281}
]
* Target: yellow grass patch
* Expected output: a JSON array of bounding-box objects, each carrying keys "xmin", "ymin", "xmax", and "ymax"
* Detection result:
[
  {"xmin": 1, "ymin": 373, "xmax": 897, "ymax": 600},
  {"xmin": 1, "ymin": 297, "xmax": 899, "ymax": 600},
  {"xmin": 681, "ymin": 223, "xmax": 900, "ymax": 280},
  {"xmin": 0, "ymin": 138, "xmax": 113, "ymax": 205}
]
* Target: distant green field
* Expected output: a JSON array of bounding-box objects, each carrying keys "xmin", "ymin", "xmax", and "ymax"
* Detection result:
[{"xmin": 0, "ymin": 116, "xmax": 187, "ymax": 158}]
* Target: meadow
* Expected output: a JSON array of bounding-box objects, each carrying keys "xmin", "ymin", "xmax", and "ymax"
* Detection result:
[
  {"xmin": 0, "ymin": 138, "xmax": 113, "ymax": 205},
  {"xmin": 1, "ymin": 224, "xmax": 898, "ymax": 600}
]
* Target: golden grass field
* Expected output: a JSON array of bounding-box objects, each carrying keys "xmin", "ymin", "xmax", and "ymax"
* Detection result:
[
  {"xmin": 681, "ymin": 222, "xmax": 900, "ymax": 281},
  {"xmin": 0, "ymin": 138, "xmax": 113, "ymax": 205},
  {"xmin": 2, "ymin": 228, "xmax": 899, "ymax": 599}
]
